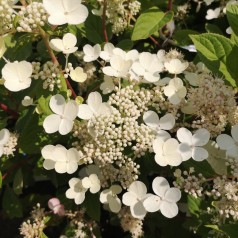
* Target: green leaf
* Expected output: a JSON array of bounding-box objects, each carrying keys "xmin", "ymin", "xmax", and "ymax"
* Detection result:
[
  {"xmin": 226, "ymin": 4, "xmax": 238, "ymax": 36},
  {"xmin": 187, "ymin": 194, "xmax": 201, "ymax": 217},
  {"xmin": 173, "ymin": 30, "xmax": 198, "ymax": 46},
  {"xmin": 116, "ymin": 39, "xmax": 133, "ymax": 51},
  {"xmin": 0, "ymin": 171, "xmax": 2, "ymax": 189},
  {"xmin": 13, "ymin": 169, "xmax": 23, "ymax": 195},
  {"xmin": 205, "ymin": 23, "xmax": 223, "ymax": 34},
  {"xmin": 83, "ymin": 193, "xmax": 101, "ymax": 222},
  {"xmin": 131, "ymin": 7, "xmax": 173, "ymax": 41},
  {"xmin": 84, "ymin": 13, "xmax": 112, "ymax": 44},
  {"xmin": 221, "ymin": 224, "xmax": 238, "ymax": 238},
  {"xmin": 40, "ymin": 232, "xmax": 48, "ymax": 238},
  {"xmin": 38, "ymin": 95, "xmax": 52, "ymax": 116},
  {"xmin": 190, "ymin": 33, "xmax": 237, "ymax": 87},
  {"xmin": 2, "ymin": 187, "xmax": 23, "ymax": 218}
]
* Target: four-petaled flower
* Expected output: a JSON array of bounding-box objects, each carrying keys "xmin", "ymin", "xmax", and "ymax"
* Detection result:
[
  {"xmin": 2, "ymin": 61, "xmax": 33, "ymax": 92},
  {"xmin": 163, "ymin": 77, "xmax": 187, "ymax": 105},
  {"xmin": 43, "ymin": 0, "xmax": 88, "ymax": 25},
  {"xmin": 66, "ymin": 178, "xmax": 88, "ymax": 205},
  {"xmin": 43, "ymin": 94, "xmax": 78, "ymax": 135},
  {"xmin": 83, "ymin": 44, "xmax": 101, "ymax": 62},
  {"xmin": 122, "ymin": 181, "xmax": 152, "ymax": 219},
  {"xmin": 100, "ymin": 185, "xmax": 122, "ymax": 213},
  {"xmin": 77, "ymin": 91, "xmax": 112, "ymax": 120},
  {"xmin": 143, "ymin": 177, "xmax": 181, "ymax": 218},
  {"xmin": 49, "ymin": 33, "xmax": 78, "ymax": 54},
  {"xmin": 177, "ymin": 127, "xmax": 210, "ymax": 161}
]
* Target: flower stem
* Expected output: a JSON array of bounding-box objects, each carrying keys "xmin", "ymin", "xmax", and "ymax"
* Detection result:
[
  {"xmin": 39, "ymin": 28, "xmax": 77, "ymax": 99},
  {"xmin": 168, "ymin": 0, "xmax": 173, "ymax": 10},
  {"xmin": 102, "ymin": 0, "xmax": 108, "ymax": 42}
]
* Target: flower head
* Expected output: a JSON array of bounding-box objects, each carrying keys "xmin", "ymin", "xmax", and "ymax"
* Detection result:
[
  {"xmin": 83, "ymin": 44, "xmax": 101, "ymax": 62},
  {"xmin": 143, "ymin": 177, "xmax": 181, "ymax": 218},
  {"xmin": 77, "ymin": 91, "xmax": 112, "ymax": 120},
  {"xmin": 48, "ymin": 198, "xmax": 65, "ymax": 216},
  {"xmin": 164, "ymin": 59, "xmax": 188, "ymax": 75},
  {"xmin": 43, "ymin": 94, "xmax": 78, "ymax": 135},
  {"xmin": 122, "ymin": 181, "xmax": 151, "ymax": 219},
  {"xmin": 163, "ymin": 77, "xmax": 187, "ymax": 105},
  {"xmin": 2, "ymin": 61, "xmax": 32, "ymax": 92},
  {"xmin": 100, "ymin": 185, "xmax": 122, "ymax": 213},
  {"xmin": 177, "ymin": 127, "xmax": 210, "ymax": 161},
  {"xmin": 50, "ymin": 33, "xmax": 78, "ymax": 54},
  {"xmin": 43, "ymin": 0, "xmax": 88, "ymax": 25},
  {"xmin": 70, "ymin": 67, "xmax": 87, "ymax": 83},
  {"xmin": 66, "ymin": 178, "xmax": 87, "ymax": 204}
]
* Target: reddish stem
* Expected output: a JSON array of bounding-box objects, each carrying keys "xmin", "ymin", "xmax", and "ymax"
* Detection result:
[
  {"xmin": 102, "ymin": 0, "xmax": 108, "ymax": 42},
  {"xmin": 149, "ymin": 36, "xmax": 161, "ymax": 47},
  {"xmin": 2, "ymin": 157, "xmax": 33, "ymax": 181},
  {"xmin": 168, "ymin": 0, "xmax": 173, "ymax": 10},
  {"xmin": 66, "ymin": 79, "xmax": 77, "ymax": 99},
  {"xmin": 0, "ymin": 102, "xmax": 19, "ymax": 119}
]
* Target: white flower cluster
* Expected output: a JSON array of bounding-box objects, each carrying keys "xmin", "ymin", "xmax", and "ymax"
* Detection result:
[
  {"xmin": 93, "ymin": 0, "xmax": 141, "ymax": 34},
  {"xmin": 17, "ymin": 2, "xmax": 48, "ymax": 32}
]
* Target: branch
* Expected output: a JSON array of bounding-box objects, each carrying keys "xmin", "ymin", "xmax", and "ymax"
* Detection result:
[
  {"xmin": 168, "ymin": 0, "xmax": 173, "ymax": 10},
  {"xmin": 149, "ymin": 36, "xmax": 161, "ymax": 48},
  {"xmin": 102, "ymin": 0, "xmax": 108, "ymax": 42},
  {"xmin": 0, "ymin": 102, "xmax": 19, "ymax": 119}
]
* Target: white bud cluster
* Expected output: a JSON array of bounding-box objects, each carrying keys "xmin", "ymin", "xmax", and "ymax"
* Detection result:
[
  {"xmin": 19, "ymin": 204, "xmax": 46, "ymax": 238},
  {"xmin": 31, "ymin": 61, "xmax": 41, "ymax": 80},
  {"xmin": 207, "ymin": 176, "xmax": 238, "ymax": 220},
  {"xmin": 225, "ymin": 157, "xmax": 238, "ymax": 178},
  {"xmin": 96, "ymin": 0, "xmax": 141, "ymax": 34},
  {"xmin": 17, "ymin": 2, "xmax": 48, "ymax": 32},
  {"xmin": 38, "ymin": 61, "xmax": 62, "ymax": 91},
  {"xmin": 3, "ymin": 132, "xmax": 18, "ymax": 156},
  {"xmin": 118, "ymin": 207, "xmax": 144, "ymax": 238},
  {"xmin": 173, "ymin": 168, "xmax": 206, "ymax": 198},
  {"xmin": 0, "ymin": 0, "xmax": 15, "ymax": 34},
  {"xmin": 186, "ymin": 75, "xmax": 237, "ymax": 137}
]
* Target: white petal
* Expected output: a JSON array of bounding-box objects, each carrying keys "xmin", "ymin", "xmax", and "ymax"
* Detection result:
[
  {"xmin": 108, "ymin": 195, "xmax": 121, "ymax": 213},
  {"xmin": 177, "ymin": 127, "xmax": 193, "ymax": 144},
  {"xmin": 48, "ymin": 14, "xmax": 67, "ymax": 25},
  {"xmin": 82, "ymin": 177, "xmax": 91, "ymax": 189},
  {"xmin": 43, "ymin": 114, "xmax": 61, "ymax": 134},
  {"xmin": 192, "ymin": 147, "xmax": 209, "ymax": 161},
  {"xmin": 49, "ymin": 39, "xmax": 64, "ymax": 52},
  {"xmin": 156, "ymin": 130, "xmax": 171, "ymax": 141},
  {"xmin": 163, "ymin": 138, "xmax": 179, "ymax": 155},
  {"xmin": 77, "ymin": 104, "xmax": 94, "ymax": 120},
  {"xmin": 63, "ymin": 33, "xmax": 77, "ymax": 49},
  {"xmin": 59, "ymin": 119, "xmax": 73, "ymax": 135},
  {"xmin": 160, "ymin": 201, "xmax": 178, "ymax": 218},
  {"xmin": 67, "ymin": 4, "xmax": 88, "ymax": 25},
  {"xmin": 152, "ymin": 177, "xmax": 169, "ymax": 198},
  {"xmin": 154, "ymin": 154, "xmax": 168, "ymax": 167},
  {"xmin": 153, "ymin": 138, "xmax": 164, "ymax": 154},
  {"xmin": 100, "ymin": 189, "xmax": 110, "ymax": 203},
  {"xmin": 55, "ymin": 161, "xmax": 67, "ymax": 173},
  {"xmin": 66, "ymin": 188, "xmax": 76, "ymax": 199},
  {"xmin": 0, "ymin": 129, "xmax": 10, "ymax": 145},
  {"xmin": 231, "ymin": 125, "xmax": 238, "ymax": 142},
  {"xmin": 97, "ymin": 103, "xmax": 112, "ymax": 116},
  {"xmin": 216, "ymin": 134, "xmax": 235, "ymax": 150},
  {"xmin": 164, "ymin": 188, "xmax": 181, "ymax": 203},
  {"xmin": 50, "ymin": 94, "xmax": 65, "ymax": 115},
  {"xmin": 143, "ymin": 195, "xmax": 161, "ymax": 212},
  {"xmin": 90, "ymin": 183, "xmax": 100, "ymax": 193},
  {"xmin": 178, "ymin": 143, "xmax": 192, "ymax": 161},
  {"xmin": 128, "ymin": 181, "xmax": 147, "ymax": 199},
  {"xmin": 143, "ymin": 111, "xmax": 160, "ymax": 130},
  {"xmin": 69, "ymin": 177, "xmax": 80, "ymax": 188},
  {"xmin": 102, "ymin": 66, "xmax": 116, "ymax": 76},
  {"xmin": 111, "ymin": 185, "xmax": 122, "ymax": 195},
  {"xmin": 193, "ymin": 128, "xmax": 210, "ymax": 146},
  {"xmin": 122, "ymin": 192, "xmax": 137, "ymax": 206},
  {"xmin": 41, "ymin": 145, "xmax": 55, "ymax": 159},
  {"xmin": 66, "ymin": 161, "xmax": 78, "ymax": 174},
  {"xmin": 75, "ymin": 192, "xmax": 86, "ymax": 205},
  {"xmin": 131, "ymin": 201, "xmax": 147, "ymax": 219},
  {"xmin": 43, "ymin": 159, "xmax": 55, "ymax": 170},
  {"xmin": 87, "ymin": 92, "xmax": 102, "ymax": 114},
  {"xmin": 63, "ymin": 100, "xmax": 78, "ymax": 120},
  {"xmin": 159, "ymin": 113, "xmax": 175, "ymax": 130}
]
